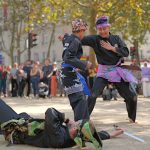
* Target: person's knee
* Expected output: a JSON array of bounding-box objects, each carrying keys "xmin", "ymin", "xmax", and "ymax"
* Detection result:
[
  {"xmin": 69, "ymin": 92, "xmax": 85, "ymax": 106},
  {"xmin": 45, "ymin": 108, "xmax": 54, "ymax": 117},
  {"xmin": 129, "ymin": 91, "xmax": 137, "ymax": 101},
  {"xmin": 45, "ymin": 108, "xmax": 57, "ymax": 122},
  {"xmin": 90, "ymin": 91, "xmax": 99, "ymax": 100}
]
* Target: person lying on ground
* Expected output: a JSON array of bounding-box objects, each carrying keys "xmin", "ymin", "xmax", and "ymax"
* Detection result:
[{"xmin": 0, "ymin": 99, "xmax": 123, "ymax": 149}]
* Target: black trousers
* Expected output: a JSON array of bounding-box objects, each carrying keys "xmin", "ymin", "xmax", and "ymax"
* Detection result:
[
  {"xmin": 18, "ymin": 79, "xmax": 26, "ymax": 97},
  {"xmin": 42, "ymin": 77, "xmax": 51, "ymax": 96},
  {"xmin": 11, "ymin": 79, "xmax": 18, "ymax": 97},
  {"xmin": 61, "ymin": 67, "xmax": 89, "ymax": 121},
  {"xmin": 88, "ymin": 77, "xmax": 137, "ymax": 122},
  {"xmin": 26, "ymin": 78, "xmax": 31, "ymax": 97},
  {"xmin": 0, "ymin": 100, "xmax": 19, "ymax": 123},
  {"xmin": 68, "ymin": 91, "xmax": 89, "ymax": 121}
]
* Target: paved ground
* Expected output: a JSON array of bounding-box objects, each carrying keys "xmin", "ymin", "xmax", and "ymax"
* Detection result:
[{"xmin": 0, "ymin": 96, "xmax": 150, "ymax": 150}]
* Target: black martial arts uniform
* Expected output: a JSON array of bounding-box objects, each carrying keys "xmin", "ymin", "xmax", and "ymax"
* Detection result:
[
  {"xmin": 81, "ymin": 34, "xmax": 137, "ymax": 122},
  {"xmin": 0, "ymin": 100, "xmax": 110, "ymax": 148},
  {"xmin": 0, "ymin": 99, "xmax": 74, "ymax": 148},
  {"xmin": 60, "ymin": 34, "xmax": 89, "ymax": 121}
]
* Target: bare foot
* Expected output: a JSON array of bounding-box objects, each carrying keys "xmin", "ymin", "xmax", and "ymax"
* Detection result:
[{"xmin": 129, "ymin": 118, "xmax": 138, "ymax": 124}]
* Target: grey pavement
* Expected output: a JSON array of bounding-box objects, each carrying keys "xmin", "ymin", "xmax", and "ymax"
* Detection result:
[{"xmin": 0, "ymin": 96, "xmax": 150, "ymax": 150}]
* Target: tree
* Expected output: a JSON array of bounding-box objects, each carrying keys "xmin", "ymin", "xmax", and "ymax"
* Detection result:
[
  {"xmin": 0, "ymin": 0, "xmax": 149, "ymax": 65},
  {"xmin": 70, "ymin": 0, "xmax": 150, "ymax": 65},
  {"xmin": 0, "ymin": 0, "xmax": 29, "ymax": 65}
]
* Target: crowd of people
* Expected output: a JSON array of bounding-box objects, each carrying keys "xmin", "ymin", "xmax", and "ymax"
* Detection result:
[
  {"xmin": 0, "ymin": 58, "xmax": 65, "ymax": 99},
  {"xmin": 0, "ymin": 56, "xmax": 120, "ymax": 100}
]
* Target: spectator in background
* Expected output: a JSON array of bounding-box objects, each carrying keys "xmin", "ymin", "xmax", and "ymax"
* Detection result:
[
  {"xmin": 141, "ymin": 62, "xmax": 150, "ymax": 97},
  {"xmin": 57, "ymin": 70, "xmax": 65, "ymax": 97},
  {"xmin": 30, "ymin": 62, "xmax": 41, "ymax": 98},
  {"xmin": 102, "ymin": 85, "xmax": 112, "ymax": 101},
  {"xmin": 109, "ymin": 83, "xmax": 118, "ymax": 100},
  {"xmin": 88, "ymin": 67, "xmax": 97, "ymax": 89},
  {"xmin": 42, "ymin": 58, "xmax": 53, "ymax": 98},
  {"xmin": 0, "ymin": 66, "xmax": 2, "ymax": 98},
  {"xmin": 0, "ymin": 65, "xmax": 7, "ymax": 97},
  {"xmin": 51, "ymin": 62, "xmax": 58, "ymax": 97},
  {"xmin": 102, "ymin": 83, "xmax": 118, "ymax": 101},
  {"xmin": 6, "ymin": 65, "xmax": 12, "ymax": 97},
  {"xmin": 23, "ymin": 60, "xmax": 32, "ymax": 98},
  {"xmin": 18, "ymin": 69, "xmax": 27, "ymax": 97},
  {"xmin": 10, "ymin": 63, "xmax": 18, "ymax": 97},
  {"xmin": 130, "ymin": 59, "xmax": 142, "ymax": 94}
]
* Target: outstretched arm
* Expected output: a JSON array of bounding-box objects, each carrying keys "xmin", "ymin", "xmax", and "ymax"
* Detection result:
[{"xmin": 81, "ymin": 35, "xmax": 96, "ymax": 48}]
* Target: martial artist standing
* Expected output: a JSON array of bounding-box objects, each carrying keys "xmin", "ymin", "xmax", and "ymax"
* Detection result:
[
  {"xmin": 81, "ymin": 16, "xmax": 138, "ymax": 122},
  {"xmin": 60, "ymin": 19, "xmax": 92, "ymax": 121}
]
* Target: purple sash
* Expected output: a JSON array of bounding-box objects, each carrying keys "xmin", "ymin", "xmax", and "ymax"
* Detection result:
[{"xmin": 97, "ymin": 64, "xmax": 137, "ymax": 84}]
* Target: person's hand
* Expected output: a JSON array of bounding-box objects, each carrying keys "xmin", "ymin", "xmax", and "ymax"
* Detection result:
[
  {"xmin": 100, "ymin": 40, "xmax": 116, "ymax": 52},
  {"xmin": 86, "ymin": 61, "xmax": 93, "ymax": 70},
  {"xmin": 58, "ymin": 35, "xmax": 64, "ymax": 41}
]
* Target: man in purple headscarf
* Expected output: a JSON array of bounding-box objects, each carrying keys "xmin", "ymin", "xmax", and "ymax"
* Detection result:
[{"xmin": 81, "ymin": 16, "xmax": 138, "ymax": 123}]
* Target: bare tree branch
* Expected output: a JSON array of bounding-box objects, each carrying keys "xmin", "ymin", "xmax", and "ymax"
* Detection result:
[
  {"xmin": 20, "ymin": 48, "xmax": 27, "ymax": 54},
  {"xmin": 0, "ymin": 47, "xmax": 10, "ymax": 57},
  {"xmin": 1, "ymin": 32, "xmax": 7, "ymax": 51},
  {"xmin": 72, "ymin": 0, "xmax": 89, "ymax": 8},
  {"xmin": 47, "ymin": 23, "xmax": 55, "ymax": 58}
]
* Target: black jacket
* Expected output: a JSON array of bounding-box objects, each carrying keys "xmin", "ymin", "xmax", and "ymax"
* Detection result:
[
  {"xmin": 81, "ymin": 34, "xmax": 129, "ymax": 65},
  {"xmin": 62, "ymin": 34, "xmax": 87, "ymax": 70}
]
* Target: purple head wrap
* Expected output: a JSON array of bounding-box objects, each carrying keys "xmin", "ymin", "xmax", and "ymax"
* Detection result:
[{"xmin": 96, "ymin": 16, "xmax": 110, "ymax": 28}]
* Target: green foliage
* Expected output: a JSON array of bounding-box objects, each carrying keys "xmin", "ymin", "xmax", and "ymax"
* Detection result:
[
  {"xmin": 0, "ymin": 0, "xmax": 149, "ymax": 64},
  {"xmin": 1, "ymin": 0, "xmax": 149, "ymax": 43}
]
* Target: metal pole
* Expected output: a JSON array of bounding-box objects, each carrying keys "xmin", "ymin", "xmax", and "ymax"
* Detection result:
[{"xmin": 28, "ymin": 0, "xmax": 31, "ymax": 60}]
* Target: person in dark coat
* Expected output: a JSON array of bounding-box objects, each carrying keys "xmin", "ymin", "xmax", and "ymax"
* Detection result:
[
  {"xmin": 59, "ymin": 19, "xmax": 92, "ymax": 121},
  {"xmin": 0, "ymin": 99, "xmax": 123, "ymax": 149}
]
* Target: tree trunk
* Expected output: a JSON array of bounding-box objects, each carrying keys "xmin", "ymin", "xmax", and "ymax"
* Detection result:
[
  {"xmin": 133, "ymin": 39, "xmax": 140, "ymax": 66},
  {"xmin": 47, "ymin": 23, "xmax": 56, "ymax": 58},
  {"xmin": 10, "ymin": 26, "xmax": 15, "ymax": 65},
  {"xmin": 17, "ymin": 20, "xmax": 23, "ymax": 64},
  {"xmin": 10, "ymin": 47, "xmax": 14, "ymax": 65},
  {"xmin": 88, "ymin": 9, "xmax": 97, "ymax": 67},
  {"xmin": 10, "ymin": 12, "xmax": 16, "ymax": 65},
  {"xmin": 17, "ymin": 48, "xmax": 21, "ymax": 64}
]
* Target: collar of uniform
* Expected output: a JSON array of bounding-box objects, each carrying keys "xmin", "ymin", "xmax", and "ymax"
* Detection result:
[
  {"xmin": 98, "ymin": 32, "xmax": 111, "ymax": 41},
  {"xmin": 71, "ymin": 34, "xmax": 81, "ymax": 41}
]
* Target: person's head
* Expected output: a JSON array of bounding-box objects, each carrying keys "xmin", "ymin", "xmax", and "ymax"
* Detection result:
[
  {"xmin": 44, "ymin": 58, "xmax": 50, "ymax": 66},
  {"xmin": 72, "ymin": 19, "xmax": 87, "ymax": 39},
  {"xmin": 2, "ymin": 65, "xmax": 7, "ymax": 70},
  {"xmin": 131, "ymin": 58, "xmax": 137, "ymax": 65},
  {"xmin": 144, "ymin": 62, "xmax": 147, "ymax": 67},
  {"xmin": 13, "ymin": 63, "xmax": 18, "ymax": 69},
  {"xmin": 35, "ymin": 61, "xmax": 40, "ymax": 66},
  {"xmin": 96, "ymin": 16, "xmax": 111, "ymax": 38},
  {"xmin": 53, "ymin": 62, "xmax": 57, "ymax": 68},
  {"xmin": 33, "ymin": 62, "xmax": 38, "ymax": 69},
  {"xmin": 7, "ymin": 65, "xmax": 12, "ymax": 71},
  {"xmin": 19, "ymin": 63, "xmax": 24, "ymax": 69},
  {"xmin": 26, "ymin": 60, "xmax": 31, "ymax": 66}
]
